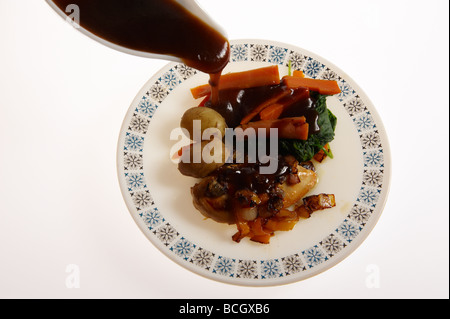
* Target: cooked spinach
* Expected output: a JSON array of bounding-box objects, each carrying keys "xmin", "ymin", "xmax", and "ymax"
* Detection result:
[{"xmin": 279, "ymin": 93, "xmax": 337, "ymax": 162}]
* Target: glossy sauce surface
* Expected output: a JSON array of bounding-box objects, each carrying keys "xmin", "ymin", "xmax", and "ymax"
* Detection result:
[
  {"xmin": 207, "ymin": 83, "xmax": 320, "ymax": 133},
  {"xmin": 51, "ymin": 0, "xmax": 230, "ymax": 76},
  {"xmin": 213, "ymin": 156, "xmax": 293, "ymax": 195}
]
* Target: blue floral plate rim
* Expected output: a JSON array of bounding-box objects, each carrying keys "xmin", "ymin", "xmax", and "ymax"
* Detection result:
[{"xmin": 117, "ymin": 39, "xmax": 391, "ymax": 286}]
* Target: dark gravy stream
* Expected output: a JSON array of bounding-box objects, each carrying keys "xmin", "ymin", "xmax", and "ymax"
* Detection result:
[
  {"xmin": 51, "ymin": 0, "xmax": 230, "ymax": 103},
  {"xmin": 51, "ymin": 0, "xmax": 318, "ymax": 129}
]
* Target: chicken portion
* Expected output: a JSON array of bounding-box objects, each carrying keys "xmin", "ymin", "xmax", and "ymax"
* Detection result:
[
  {"xmin": 279, "ymin": 165, "xmax": 318, "ymax": 209},
  {"xmin": 192, "ymin": 164, "xmax": 317, "ymax": 224},
  {"xmin": 191, "ymin": 176, "xmax": 235, "ymax": 225},
  {"xmin": 190, "ymin": 156, "xmax": 325, "ymax": 243}
]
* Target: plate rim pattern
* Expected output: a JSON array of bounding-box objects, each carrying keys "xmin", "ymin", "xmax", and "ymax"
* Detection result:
[{"xmin": 117, "ymin": 39, "xmax": 391, "ymax": 286}]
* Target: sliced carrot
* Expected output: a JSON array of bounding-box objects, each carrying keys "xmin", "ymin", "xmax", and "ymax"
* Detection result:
[
  {"xmin": 276, "ymin": 209, "xmax": 298, "ymax": 220},
  {"xmin": 250, "ymin": 234, "xmax": 272, "ymax": 244},
  {"xmin": 190, "ymin": 84, "xmax": 210, "ymax": 100},
  {"xmin": 238, "ymin": 117, "xmax": 309, "ymax": 140},
  {"xmin": 265, "ymin": 219, "xmax": 298, "ymax": 232},
  {"xmin": 190, "ymin": 65, "xmax": 280, "ymax": 99},
  {"xmin": 171, "ymin": 143, "xmax": 193, "ymax": 160},
  {"xmin": 259, "ymin": 193, "xmax": 270, "ymax": 204},
  {"xmin": 232, "ymin": 221, "xmax": 251, "ymax": 243},
  {"xmin": 314, "ymin": 143, "xmax": 330, "ymax": 162},
  {"xmin": 197, "ymin": 94, "xmax": 210, "ymax": 107},
  {"xmin": 293, "ymin": 70, "xmax": 305, "ymax": 78},
  {"xmin": 283, "ymin": 76, "xmax": 341, "ymax": 95},
  {"xmin": 249, "ymin": 218, "xmax": 268, "ymax": 237},
  {"xmin": 259, "ymin": 103, "xmax": 284, "ymax": 121},
  {"xmin": 248, "ymin": 218, "xmax": 273, "ymax": 244},
  {"xmin": 282, "ymin": 122, "xmax": 309, "ymax": 141},
  {"xmin": 242, "ymin": 86, "xmax": 311, "ymax": 125},
  {"xmin": 296, "ymin": 205, "xmax": 312, "ymax": 219},
  {"xmin": 265, "ymin": 209, "xmax": 300, "ymax": 232},
  {"xmin": 239, "ymin": 117, "xmax": 306, "ymax": 131},
  {"xmin": 240, "ymin": 90, "xmax": 291, "ymax": 125}
]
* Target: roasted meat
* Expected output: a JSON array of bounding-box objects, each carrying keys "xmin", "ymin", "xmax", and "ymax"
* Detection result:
[{"xmin": 190, "ymin": 156, "xmax": 323, "ymax": 243}]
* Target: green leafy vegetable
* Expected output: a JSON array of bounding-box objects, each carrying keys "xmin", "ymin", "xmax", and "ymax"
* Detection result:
[
  {"xmin": 320, "ymin": 144, "xmax": 334, "ymax": 159},
  {"xmin": 279, "ymin": 93, "xmax": 337, "ymax": 162}
]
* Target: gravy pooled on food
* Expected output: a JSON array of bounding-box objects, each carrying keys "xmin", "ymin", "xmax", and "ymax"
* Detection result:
[{"xmin": 207, "ymin": 84, "xmax": 320, "ymax": 132}]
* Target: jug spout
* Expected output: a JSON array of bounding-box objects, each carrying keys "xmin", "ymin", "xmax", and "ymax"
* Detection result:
[
  {"xmin": 45, "ymin": 0, "xmax": 229, "ymax": 73},
  {"xmin": 176, "ymin": 0, "xmax": 227, "ymax": 39}
]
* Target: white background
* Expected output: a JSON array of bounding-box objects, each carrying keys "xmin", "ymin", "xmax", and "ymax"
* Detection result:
[{"xmin": 0, "ymin": 0, "xmax": 448, "ymax": 299}]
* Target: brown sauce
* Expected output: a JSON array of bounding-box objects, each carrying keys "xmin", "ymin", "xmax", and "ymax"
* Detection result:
[
  {"xmin": 206, "ymin": 83, "xmax": 320, "ymax": 134},
  {"xmin": 51, "ymin": 0, "xmax": 230, "ymax": 102},
  {"xmin": 51, "ymin": 0, "xmax": 318, "ymax": 131},
  {"xmin": 214, "ymin": 156, "xmax": 293, "ymax": 196},
  {"xmin": 210, "ymin": 155, "xmax": 304, "ymax": 220}
]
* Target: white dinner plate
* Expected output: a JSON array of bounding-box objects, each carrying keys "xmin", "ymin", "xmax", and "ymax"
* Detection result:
[{"xmin": 117, "ymin": 39, "xmax": 391, "ymax": 286}]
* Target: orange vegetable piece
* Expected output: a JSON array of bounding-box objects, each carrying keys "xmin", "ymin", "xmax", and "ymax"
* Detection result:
[
  {"xmin": 283, "ymin": 76, "xmax": 341, "ymax": 95},
  {"xmin": 265, "ymin": 209, "xmax": 300, "ymax": 232},
  {"xmin": 276, "ymin": 209, "xmax": 298, "ymax": 219},
  {"xmin": 265, "ymin": 219, "xmax": 298, "ymax": 232},
  {"xmin": 197, "ymin": 94, "xmax": 210, "ymax": 107},
  {"xmin": 171, "ymin": 143, "xmax": 193, "ymax": 160},
  {"xmin": 249, "ymin": 218, "xmax": 268, "ymax": 237},
  {"xmin": 239, "ymin": 117, "xmax": 309, "ymax": 140},
  {"xmin": 232, "ymin": 221, "xmax": 251, "ymax": 243},
  {"xmin": 314, "ymin": 143, "xmax": 330, "ymax": 162},
  {"xmin": 259, "ymin": 103, "xmax": 285, "ymax": 121},
  {"xmin": 242, "ymin": 86, "xmax": 311, "ymax": 124},
  {"xmin": 249, "ymin": 218, "xmax": 273, "ymax": 244},
  {"xmin": 250, "ymin": 234, "xmax": 272, "ymax": 244},
  {"xmin": 293, "ymin": 70, "xmax": 305, "ymax": 78},
  {"xmin": 190, "ymin": 65, "xmax": 281, "ymax": 99},
  {"xmin": 240, "ymin": 90, "xmax": 291, "ymax": 125}
]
